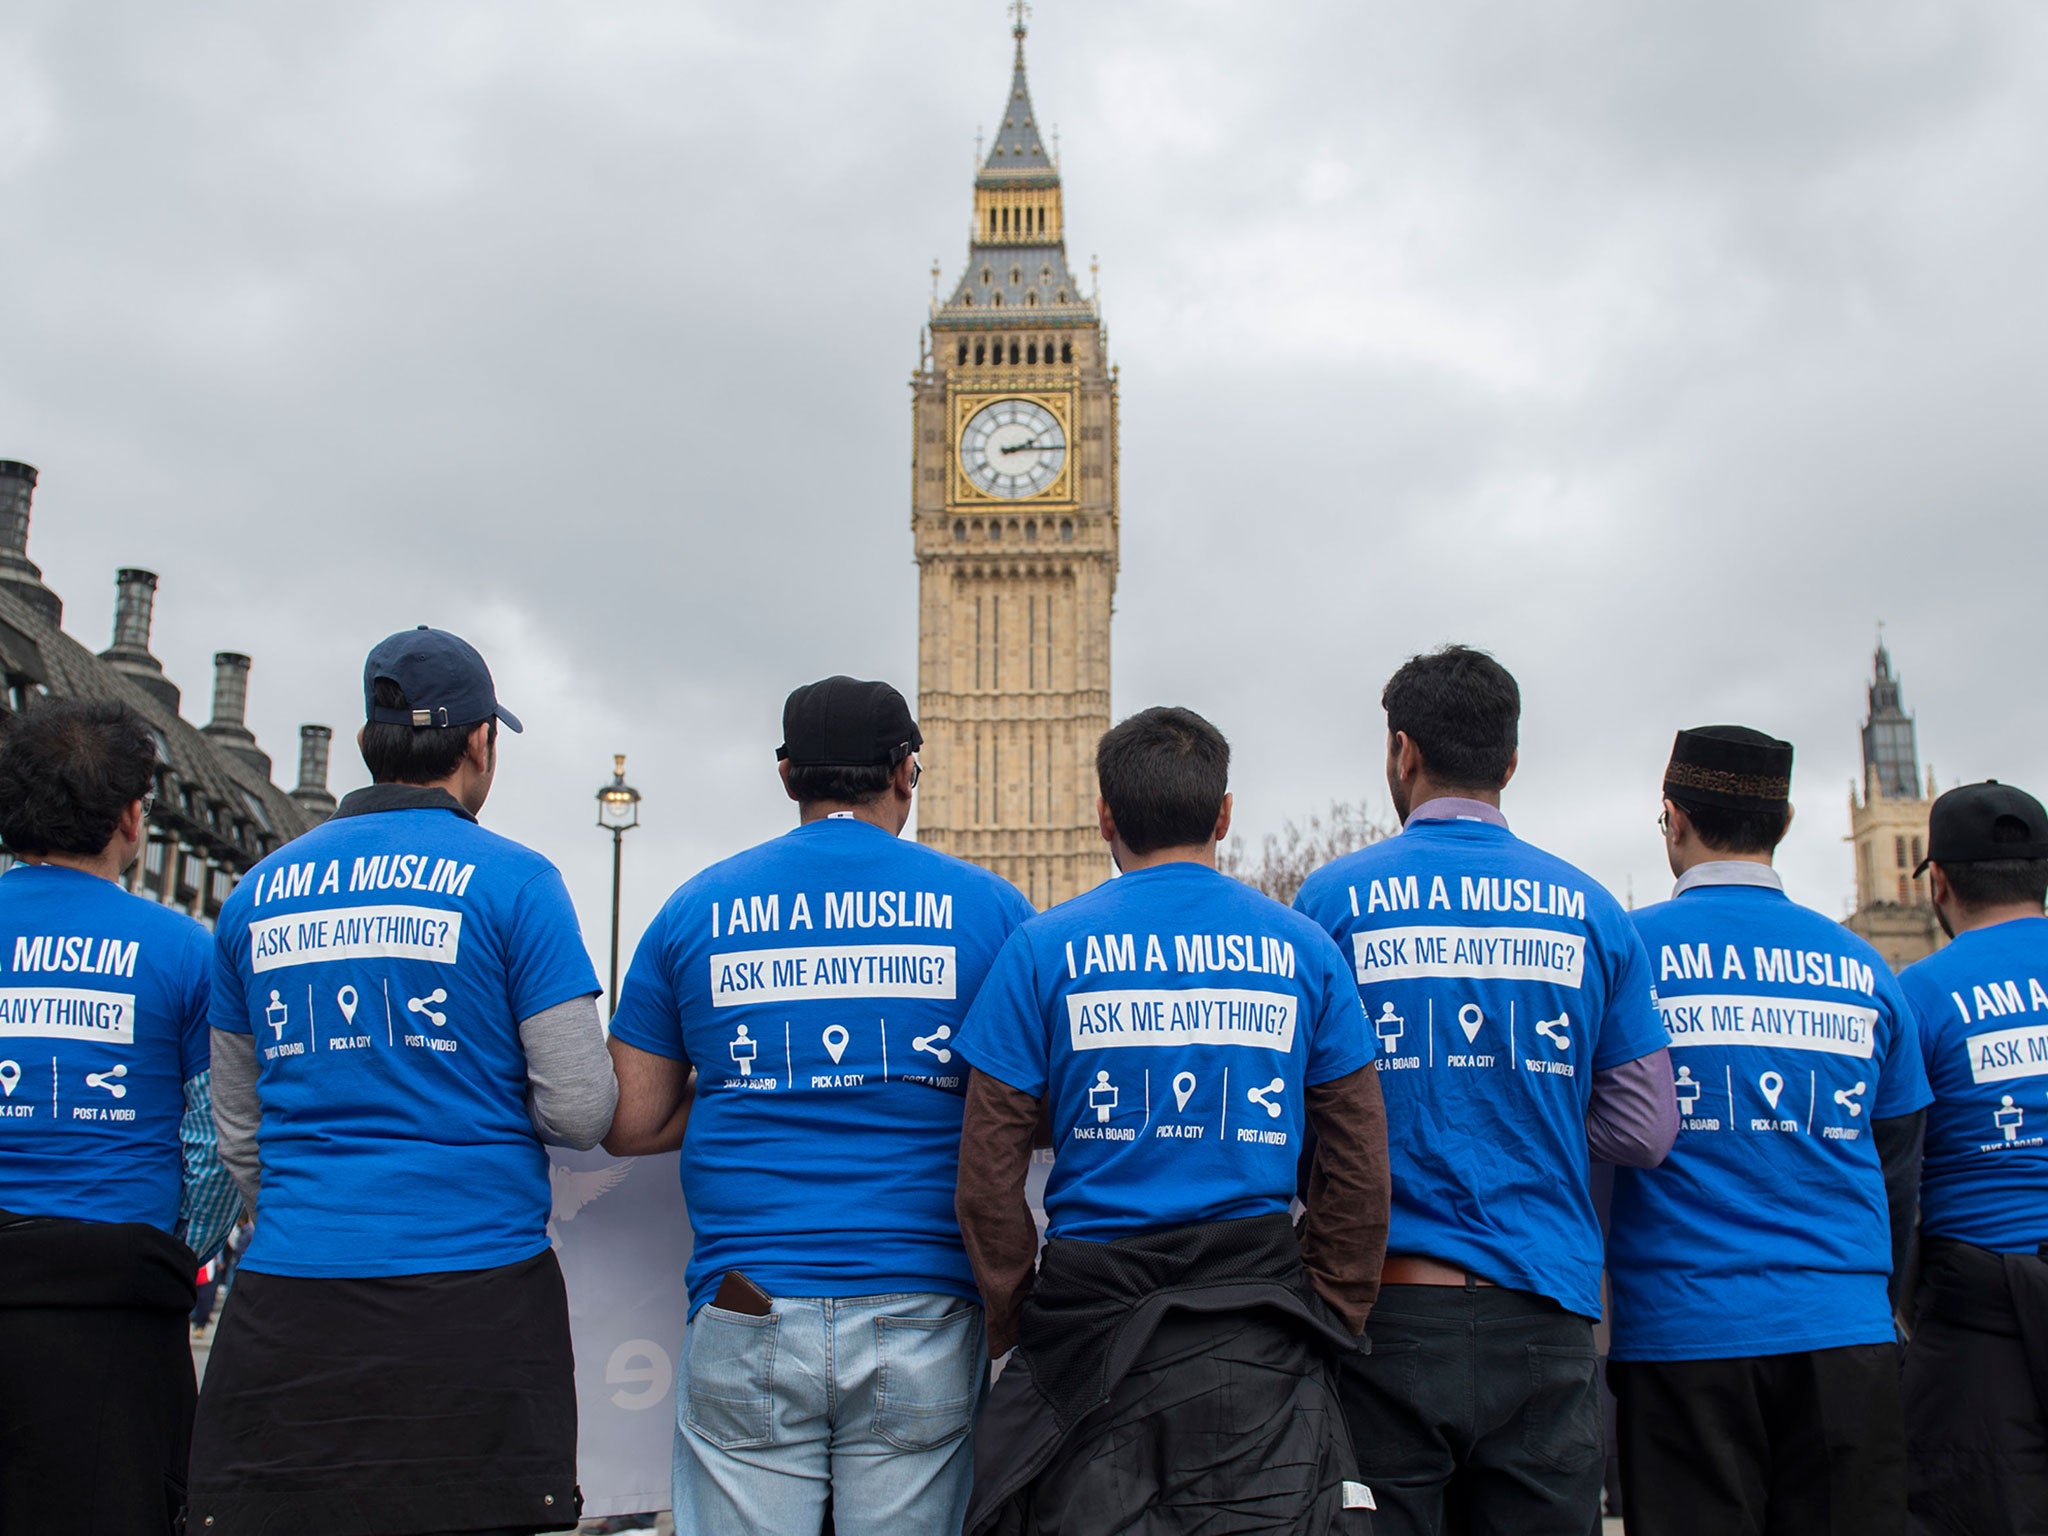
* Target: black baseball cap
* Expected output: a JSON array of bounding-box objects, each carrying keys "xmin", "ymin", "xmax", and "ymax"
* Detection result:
[
  {"xmin": 363, "ymin": 626, "xmax": 523, "ymax": 733},
  {"xmin": 777, "ymin": 676, "xmax": 920, "ymax": 767},
  {"xmin": 1917, "ymin": 781, "xmax": 2048, "ymax": 876}
]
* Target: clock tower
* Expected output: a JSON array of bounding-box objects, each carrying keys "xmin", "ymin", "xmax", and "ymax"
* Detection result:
[{"xmin": 912, "ymin": 9, "xmax": 1117, "ymax": 908}]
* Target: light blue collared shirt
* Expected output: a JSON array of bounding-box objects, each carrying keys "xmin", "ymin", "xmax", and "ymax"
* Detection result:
[
  {"xmin": 1404, "ymin": 796, "xmax": 1508, "ymax": 830},
  {"xmin": 1672, "ymin": 860, "xmax": 1784, "ymax": 897}
]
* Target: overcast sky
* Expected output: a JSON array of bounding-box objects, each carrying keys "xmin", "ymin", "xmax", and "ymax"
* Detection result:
[{"xmin": 4, "ymin": 0, "xmax": 2043, "ymax": 966}]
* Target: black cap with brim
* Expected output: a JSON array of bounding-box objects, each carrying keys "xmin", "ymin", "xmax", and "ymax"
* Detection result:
[
  {"xmin": 1664, "ymin": 725, "xmax": 1793, "ymax": 812},
  {"xmin": 363, "ymin": 626, "xmax": 523, "ymax": 733},
  {"xmin": 1916, "ymin": 780, "xmax": 2048, "ymax": 876},
  {"xmin": 777, "ymin": 676, "xmax": 920, "ymax": 768}
]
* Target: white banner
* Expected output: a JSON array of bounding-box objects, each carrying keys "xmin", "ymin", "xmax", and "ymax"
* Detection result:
[
  {"xmin": 0, "ymin": 987, "xmax": 136, "ymax": 1041},
  {"xmin": 554, "ymin": 1147, "xmax": 692, "ymax": 1519},
  {"xmin": 1658, "ymin": 993, "xmax": 1878, "ymax": 1059},
  {"xmin": 708, "ymin": 944, "xmax": 958, "ymax": 1006},
  {"xmin": 1351, "ymin": 925, "xmax": 1586, "ymax": 987},
  {"xmin": 249, "ymin": 905, "xmax": 462, "ymax": 973},
  {"xmin": 1065, "ymin": 988, "xmax": 1298, "ymax": 1053},
  {"xmin": 1967, "ymin": 1022, "xmax": 2048, "ymax": 1085}
]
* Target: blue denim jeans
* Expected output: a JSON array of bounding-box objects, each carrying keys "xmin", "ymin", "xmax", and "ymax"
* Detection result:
[{"xmin": 673, "ymin": 1291, "xmax": 986, "ymax": 1536}]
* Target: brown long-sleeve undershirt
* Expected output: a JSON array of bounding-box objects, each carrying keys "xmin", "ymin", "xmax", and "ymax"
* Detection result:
[{"xmin": 957, "ymin": 1064, "xmax": 1391, "ymax": 1357}]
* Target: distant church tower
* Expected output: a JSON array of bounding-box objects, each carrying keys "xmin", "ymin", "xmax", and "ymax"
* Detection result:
[
  {"xmin": 911, "ymin": 8, "xmax": 1117, "ymax": 908},
  {"xmin": 1845, "ymin": 638, "xmax": 1944, "ymax": 969}
]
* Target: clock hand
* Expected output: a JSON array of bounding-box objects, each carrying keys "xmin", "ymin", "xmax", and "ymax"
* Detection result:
[{"xmin": 998, "ymin": 437, "xmax": 1066, "ymax": 456}]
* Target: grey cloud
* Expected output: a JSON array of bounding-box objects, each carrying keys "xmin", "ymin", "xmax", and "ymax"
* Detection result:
[{"xmin": 1, "ymin": 0, "xmax": 2041, "ymax": 952}]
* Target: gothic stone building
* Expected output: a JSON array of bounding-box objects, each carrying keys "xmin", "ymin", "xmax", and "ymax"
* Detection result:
[
  {"xmin": 0, "ymin": 460, "xmax": 335, "ymax": 924},
  {"xmin": 1845, "ymin": 640, "xmax": 1945, "ymax": 970},
  {"xmin": 911, "ymin": 15, "xmax": 1118, "ymax": 909}
]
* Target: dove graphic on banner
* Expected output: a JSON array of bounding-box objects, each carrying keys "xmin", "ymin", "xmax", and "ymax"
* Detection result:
[{"xmin": 547, "ymin": 1160, "xmax": 632, "ymax": 1250}]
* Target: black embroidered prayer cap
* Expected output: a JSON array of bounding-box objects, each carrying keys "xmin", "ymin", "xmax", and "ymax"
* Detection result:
[
  {"xmin": 1916, "ymin": 781, "xmax": 2048, "ymax": 875},
  {"xmin": 1663, "ymin": 725, "xmax": 1793, "ymax": 812},
  {"xmin": 777, "ymin": 676, "xmax": 922, "ymax": 768}
]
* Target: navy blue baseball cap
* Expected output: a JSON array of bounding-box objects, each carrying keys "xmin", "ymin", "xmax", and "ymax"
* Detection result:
[{"xmin": 363, "ymin": 626, "xmax": 523, "ymax": 733}]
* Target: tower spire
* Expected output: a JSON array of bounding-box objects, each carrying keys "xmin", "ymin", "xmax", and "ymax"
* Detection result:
[{"xmin": 981, "ymin": 1, "xmax": 1050, "ymax": 174}]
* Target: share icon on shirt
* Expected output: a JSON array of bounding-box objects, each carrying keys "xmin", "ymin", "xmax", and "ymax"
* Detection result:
[
  {"xmin": 1535, "ymin": 1013, "xmax": 1571, "ymax": 1050},
  {"xmin": 407, "ymin": 989, "xmax": 449, "ymax": 1027},
  {"xmin": 1833, "ymin": 1081, "xmax": 1867, "ymax": 1118},
  {"xmin": 86, "ymin": 1063, "xmax": 128, "ymax": 1098},
  {"xmin": 913, "ymin": 1026, "xmax": 953, "ymax": 1063},
  {"xmin": 1246, "ymin": 1078, "xmax": 1286, "ymax": 1118}
]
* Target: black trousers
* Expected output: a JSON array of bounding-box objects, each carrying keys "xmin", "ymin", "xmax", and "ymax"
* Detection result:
[
  {"xmin": 0, "ymin": 1215, "xmax": 198, "ymax": 1536},
  {"xmin": 1905, "ymin": 1239, "xmax": 2048, "ymax": 1536},
  {"xmin": 1337, "ymin": 1283, "xmax": 1603, "ymax": 1536},
  {"xmin": 1608, "ymin": 1344, "xmax": 1905, "ymax": 1536}
]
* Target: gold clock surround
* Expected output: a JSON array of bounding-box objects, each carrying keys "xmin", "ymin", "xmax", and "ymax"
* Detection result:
[{"xmin": 949, "ymin": 388, "xmax": 1077, "ymax": 506}]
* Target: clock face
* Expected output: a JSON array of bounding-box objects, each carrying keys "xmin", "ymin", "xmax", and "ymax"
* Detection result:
[{"xmin": 960, "ymin": 397, "xmax": 1067, "ymax": 500}]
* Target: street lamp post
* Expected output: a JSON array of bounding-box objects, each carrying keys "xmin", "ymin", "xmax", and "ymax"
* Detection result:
[{"xmin": 595, "ymin": 754, "xmax": 642, "ymax": 1016}]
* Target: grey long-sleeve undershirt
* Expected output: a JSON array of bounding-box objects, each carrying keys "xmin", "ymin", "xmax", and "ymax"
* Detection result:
[
  {"xmin": 210, "ymin": 993, "xmax": 618, "ymax": 1209},
  {"xmin": 1587, "ymin": 1047, "xmax": 1680, "ymax": 1168}
]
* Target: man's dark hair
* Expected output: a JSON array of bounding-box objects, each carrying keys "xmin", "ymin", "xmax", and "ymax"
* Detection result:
[
  {"xmin": 1381, "ymin": 645, "xmax": 1521, "ymax": 791},
  {"xmin": 1096, "ymin": 706, "xmax": 1229, "ymax": 856},
  {"xmin": 360, "ymin": 679, "xmax": 494, "ymax": 785},
  {"xmin": 0, "ymin": 697, "xmax": 158, "ymax": 857},
  {"xmin": 1670, "ymin": 797, "xmax": 1791, "ymax": 856},
  {"xmin": 1942, "ymin": 815, "xmax": 2048, "ymax": 909},
  {"xmin": 786, "ymin": 762, "xmax": 893, "ymax": 807}
]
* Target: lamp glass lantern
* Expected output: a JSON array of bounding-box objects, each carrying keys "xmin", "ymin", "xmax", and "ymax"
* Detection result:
[{"xmin": 596, "ymin": 754, "xmax": 641, "ymax": 832}]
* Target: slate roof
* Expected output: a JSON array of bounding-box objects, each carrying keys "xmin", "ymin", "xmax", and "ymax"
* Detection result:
[
  {"xmin": 981, "ymin": 35, "xmax": 1054, "ymax": 177},
  {"xmin": 935, "ymin": 28, "xmax": 1096, "ymax": 328},
  {"xmin": 0, "ymin": 582, "xmax": 317, "ymax": 869},
  {"xmin": 941, "ymin": 243, "xmax": 1089, "ymax": 323}
]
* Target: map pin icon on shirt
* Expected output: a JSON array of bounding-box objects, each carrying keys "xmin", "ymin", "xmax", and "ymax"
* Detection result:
[
  {"xmin": 0, "ymin": 1061, "xmax": 18, "ymax": 1098},
  {"xmin": 1759, "ymin": 1071, "xmax": 1785, "ymax": 1111},
  {"xmin": 337, "ymin": 986, "xmax": 358, "ymax": 1025},
  {"xmin": 823, "ymin": 1024, "xmax": 850, "ymax": 1065},
  {"xmin": 1172, "ymin": 1071, "xmax": 1197, "ymax": 1112}
]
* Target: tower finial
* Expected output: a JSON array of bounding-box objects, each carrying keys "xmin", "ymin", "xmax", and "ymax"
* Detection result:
[{"xmin": 1010, "ymin": 0, "xmax": 1030, "ymax": 41}]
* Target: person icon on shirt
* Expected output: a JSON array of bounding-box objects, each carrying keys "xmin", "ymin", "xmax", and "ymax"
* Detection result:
[
  {"xmin": 266, "ymin": 991, "xmax": 289, "ymax": 1041},
  {"xmin": 1375, "ymin": 1001, "xmax": 1405, "ymax": 1052},
  {"xmin": 1088, "ymin": 1070, "xmax": 1118, "ymax": 1124},
  {"xmin": 730, "ymin": 1025, "xmax": 757, "ymax": 1078},
  {"xmin": 1675, "ymin": 1065, "xmax": 1702, "ymax": 1117},
  {"xmin": 1995, "ymin": 1094, "xmax": 2024, "ymax": 1144}
]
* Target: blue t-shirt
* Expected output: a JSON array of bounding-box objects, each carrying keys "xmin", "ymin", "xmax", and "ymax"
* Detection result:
[
  {"xmin": 1294, "ymin": 815, "xmax": 1667, "ymax": 1317},
  {"xmin": 1606, "ymin": 880, "xmax": 1931, "ymax": 1361},
  {"xmin": 0, "ymin": 864, "xmax": 211, "ymax": 1231},
  {"xmin": 1900, "ymin": 916, "xmax": 2048, "ymax": 1253},
  {"xmin": 957, "ymin": 862, "xmax": 1371, "ymax": 1243},
  {"xmin": 211, "ymin": 801, "xmax": 600, "ymax": 1278},
  {"xmin": 609, "ymin": 817, "xmax": 1034, "ymax": 1315}
]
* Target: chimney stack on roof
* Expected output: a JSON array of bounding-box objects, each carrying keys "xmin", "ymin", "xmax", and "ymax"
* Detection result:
[
  {"xmin": 291, "ymin": 724, "xmax": 338, "ymax": 819},
  {"xmin": 203, "ymin": 650, "xmax": 272, "ymax": 779},
  {"xmin": 0, "ymin": 461, "xmax": 61, "ymax": 628},
  {"xmin": 100, "ymin": 568, "xmax": 181, "ymax": 715}
]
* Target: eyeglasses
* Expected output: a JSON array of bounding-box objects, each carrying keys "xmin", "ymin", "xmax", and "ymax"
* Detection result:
[
  {"xmin": 139, "ymin": 793, "xmax": 156, "ymax": 820},
  {"xmin": 891, "ymin": 742, "xmax": 922, "ymax": 791}
]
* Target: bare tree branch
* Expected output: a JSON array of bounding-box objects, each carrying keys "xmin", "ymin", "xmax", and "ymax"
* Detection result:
[{"xmin": 1218, "ymin": 800, "xmax": 1395, "ymax": 906}]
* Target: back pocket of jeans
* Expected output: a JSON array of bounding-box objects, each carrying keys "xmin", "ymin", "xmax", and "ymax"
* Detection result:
[
  {"xmin": 685, "ymin": 1306, "xmax": 780, "ymax": 1451},
  {"xmin": 873, "ymin": 1306, "xmax": 984, "ymax": 1451},
  {"xmin": 1521, "ymin": 1342, "xmax": 1600, "ymax": 1473}
]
